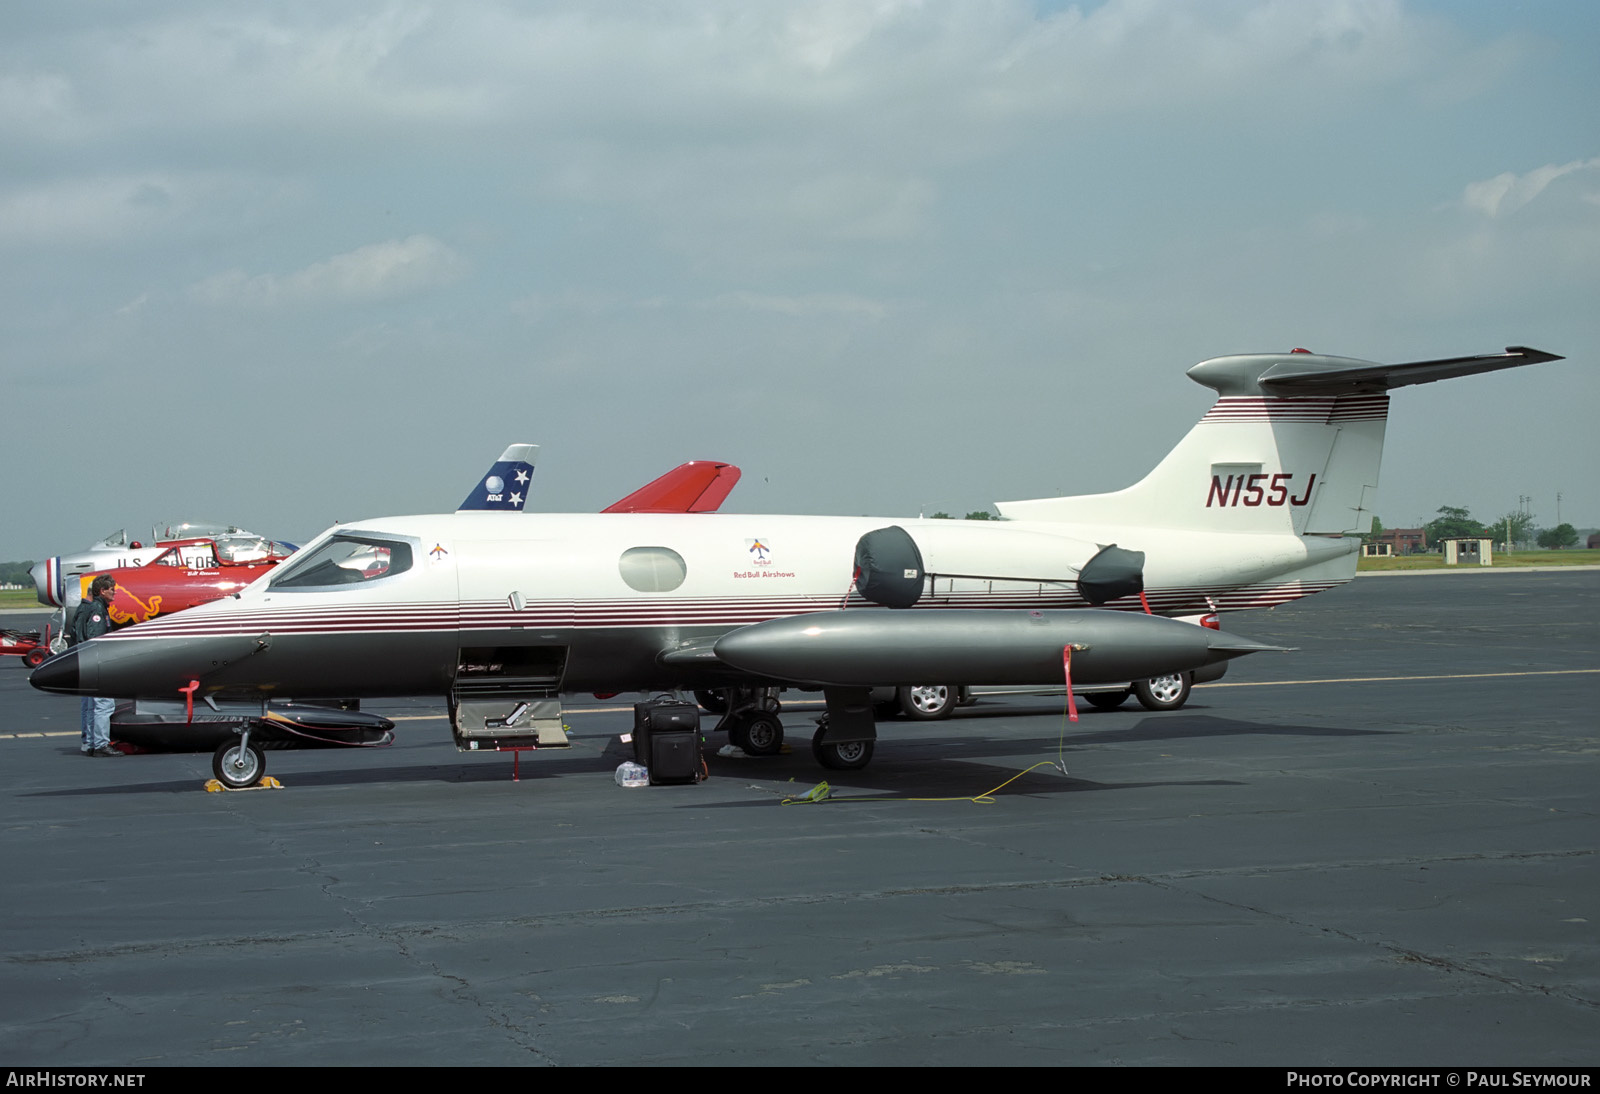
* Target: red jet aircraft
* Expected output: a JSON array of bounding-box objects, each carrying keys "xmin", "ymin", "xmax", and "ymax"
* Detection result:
[{"xmin": 88, "ymin": 536, "xmax": 296, "ymax": 626}]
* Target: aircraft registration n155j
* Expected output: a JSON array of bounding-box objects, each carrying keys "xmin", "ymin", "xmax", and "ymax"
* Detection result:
[{"xmin": 32, "ymin": 345, "xmax": 1562, "ymax": 784}]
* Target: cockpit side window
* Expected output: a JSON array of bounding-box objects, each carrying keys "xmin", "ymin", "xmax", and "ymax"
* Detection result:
[{"xmin": 270, "ymin": 536, "xmax": 413, "ymax": 590}]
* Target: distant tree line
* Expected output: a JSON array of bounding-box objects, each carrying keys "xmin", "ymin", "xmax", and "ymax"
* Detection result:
[
  {"xmin": 1536, "ymin": 524, "xmax": 1581, "ymax": 549},
  {"xmin": 1367, "ymin": 507, "xmax": 1581, "ymax": 551},
  {"xmin": 0, "ymin": 560, "xmax": 35, "ymax": 586}
]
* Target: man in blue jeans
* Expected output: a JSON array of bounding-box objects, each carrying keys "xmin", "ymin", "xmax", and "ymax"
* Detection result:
[{"xmin": 72, "ymin": 575, "xmax": 121, "ymax": 757}]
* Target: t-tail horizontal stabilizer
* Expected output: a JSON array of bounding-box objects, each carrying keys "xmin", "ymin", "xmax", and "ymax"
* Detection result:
[
  {"xmin": 998, "ymin": 345, "xmax": 1565, "ymax": 535},
  {"xmin": 1188, "ymin": 346, "xmax": 1564, "ymax": 397},
  {"xmin": 458, "ymin": 444, "xmax": 538, "ymax": 512}
]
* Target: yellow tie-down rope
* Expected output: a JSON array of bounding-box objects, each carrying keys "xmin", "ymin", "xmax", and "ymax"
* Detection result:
[
  {"xmin": 780, "ymin": 760, "xmax": 1067, "ymax": 806},
  {"xmin": 784, "ymin": 644, "xmax": 1085, "ymax": 806},
  {"xmin": 781, "ymin": 663, "xmax": 1079, "ymax": 806}
]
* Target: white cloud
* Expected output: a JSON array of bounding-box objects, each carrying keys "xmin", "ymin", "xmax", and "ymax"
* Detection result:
[
  {"xmin": 0, "ymin": 175, "xmax": 181, "ymax": 245},
  {"xmin": 0, "ymin": 171, "xmax": 300, "ymax": 248},
  {"xmin": 542, "ymin": 149, "xmax": 936, "ymax": 271},
  {"xmin": 1461, "ymin": 158, "xmax": 1600, "ymax": 217},
  {"xmin": 775, "ymin": 0, "xmax": 923, "ymax": 73},
  {"xmin": 74, "ymin": 7, "xmax": 486, "ymax": 135},
  {"xmin": 3, "ymin": 3, "xmax": 1452, "ymax": 158},
  {"xmin": 191, "ymin": 235, "xmax": 467, "ymax": 307},
  {"xmin": 0, "ymin": 71, "xmax": 80, "ymax": 140},
  {"xmin": 0, "ymin": 1, "xmax": 1478, "ymax": 277},
  {"xmin": 986, "ymin": 0, "xmax": 1442, "ymax": 118},
  {"xmin": 509, "ymin": 292, "xmax": 669, "ymax": 321}
]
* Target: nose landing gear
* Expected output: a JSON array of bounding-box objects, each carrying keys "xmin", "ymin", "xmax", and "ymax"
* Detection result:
[{"xmin": 212, "ymin": 737, "xmax": 266, "ymax": 789}]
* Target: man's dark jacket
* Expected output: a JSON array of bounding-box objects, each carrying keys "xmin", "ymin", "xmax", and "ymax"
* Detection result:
[{"xmin": 69, "ymin": 594, "xmax": 112, "ymax": 645}]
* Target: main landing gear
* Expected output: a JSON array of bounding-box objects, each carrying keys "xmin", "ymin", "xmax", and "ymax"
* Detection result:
[
  {"xmin": 810, "ymin": 718, "xmax": 875, "ymax": 770},
  {"xmin": 708, "ymin": 686, "xmax": 786, "ymax": 757},
  {"xmin": 693, "ymin": 689, "xmax": 729, "ymax": 714},
  {"xmin": 698, "ymin": 686, "xmax": 882, "ymax": 771}
]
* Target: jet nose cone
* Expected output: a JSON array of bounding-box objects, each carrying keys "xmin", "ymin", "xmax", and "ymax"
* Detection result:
[
  {"xmin": 29, "ymin": 647, "xmax": 82, "ymax": 693},
  {"xmin": 29, "ymin": 559, "xmax": 57, "ymax": 607}
]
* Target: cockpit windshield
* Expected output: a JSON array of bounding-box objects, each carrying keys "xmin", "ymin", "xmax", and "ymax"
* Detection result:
[
  {"xmin": 269, "ymin": 535, "xmax": 412, "ymax": 590},
  {"xmin": 155, "ymin": 521, "xmax": 251, "ymax": 542},
  {"xmin": 215, "ymin": 537, "xmax": 296, "ymax": 565}
]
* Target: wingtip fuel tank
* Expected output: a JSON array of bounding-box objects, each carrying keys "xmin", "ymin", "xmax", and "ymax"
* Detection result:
[{"xmin": 711, "ymin": 609, "xmax": 1284, "ymax": 688}]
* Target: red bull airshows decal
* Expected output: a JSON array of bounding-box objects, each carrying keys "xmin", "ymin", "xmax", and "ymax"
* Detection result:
[{"xmin": 737, "ymin": 537, "xmax": 795, "ymax": 579}]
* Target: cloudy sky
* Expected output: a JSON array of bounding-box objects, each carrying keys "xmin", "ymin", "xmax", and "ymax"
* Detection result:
[{"xmin": 2, "ymin": 0, "xmax": 1595, "ymax": 561}]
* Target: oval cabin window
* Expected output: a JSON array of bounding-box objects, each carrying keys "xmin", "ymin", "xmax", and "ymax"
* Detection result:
[{"xmin": 618, "ymin": 546, "xmax": 687, "ymax": 593}]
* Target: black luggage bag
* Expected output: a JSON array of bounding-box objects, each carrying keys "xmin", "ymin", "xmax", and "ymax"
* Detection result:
[{"xmin": 632, "ymin": 698, "xmax": 703, "ymax": 784}]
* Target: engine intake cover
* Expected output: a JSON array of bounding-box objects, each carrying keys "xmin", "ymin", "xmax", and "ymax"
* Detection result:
[
  {"xmin": 854, "ymin": 526, "xmax": 925, "ymax": 609},
  {"xmin": 1077, "ymin": 544, "xmax": 1145, "ymax": 605}
]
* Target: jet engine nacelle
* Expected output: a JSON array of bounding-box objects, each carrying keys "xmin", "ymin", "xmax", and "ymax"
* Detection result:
[{"xmin": 853, "ymin": 523, "xmax": 1144, "ymax": 608}]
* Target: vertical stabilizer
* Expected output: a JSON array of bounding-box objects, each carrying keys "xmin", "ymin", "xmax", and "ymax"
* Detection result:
[
  {"xmin": 458, "ymin": 444, "xmax": 539, "ymax": 512},
  {"xmin": 997, "ymin": 347, "xmax": 1560, "ymax": 534}
]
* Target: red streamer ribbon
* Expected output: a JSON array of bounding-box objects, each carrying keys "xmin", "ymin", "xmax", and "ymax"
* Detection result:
[
  {"xmin": 1063, "ymin": 645, "xmax": 1078, "ymax": 723},
  {"xmin": 179, "ymin": 679, "xmax": 199, "ymax": 724}
]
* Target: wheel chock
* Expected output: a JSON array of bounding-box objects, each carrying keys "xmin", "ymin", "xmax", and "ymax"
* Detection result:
[
  {"xmin": 781, "ymin": 780, "xmax": 831, "ymax": 805},
  {"xmin": 204, "ymin": 776, "xmax": 284, "ymax": 793}
]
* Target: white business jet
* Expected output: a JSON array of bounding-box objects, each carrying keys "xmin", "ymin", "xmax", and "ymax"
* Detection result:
[{"xmin": 32, "ymin": 346, "xmax": 1562, "ymax": 787}]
